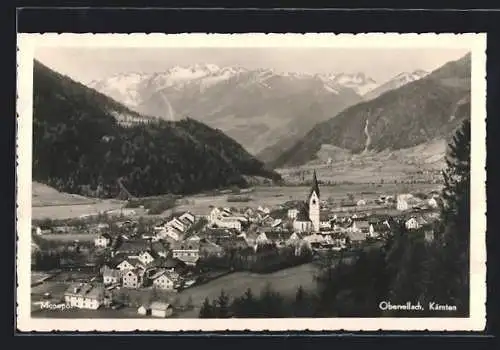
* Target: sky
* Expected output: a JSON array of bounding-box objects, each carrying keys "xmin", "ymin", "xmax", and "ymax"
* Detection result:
[{"xmin": 35, "ymin": 47, "xmax": 470, "ymax": 84}]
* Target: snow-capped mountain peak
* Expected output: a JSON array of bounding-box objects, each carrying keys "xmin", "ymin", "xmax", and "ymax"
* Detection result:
[
  {"xmin": 392, "ymin": 69, "xmax": 429, "ymax": 84},
  {"xmin": 362, "ymin": 69, "xmax": 429, "ymax": 100}
]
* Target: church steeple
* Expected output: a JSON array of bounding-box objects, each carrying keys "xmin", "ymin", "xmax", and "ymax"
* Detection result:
[
  {"xmin": 309, "ymin": 170, "xmax": 320, "ymax": 200},
  {"xmin": 308, "ymin": 170, "xmax": 321, "ymax": 232}
]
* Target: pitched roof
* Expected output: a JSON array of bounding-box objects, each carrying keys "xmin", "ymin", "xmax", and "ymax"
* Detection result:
[
  {"xmin": 64, "ymin": 283, "xmax": 104, "ymax": 299},
  {"xmin": 171, "ymin": 241, "xmax": 200, "ymax": 250},
  {"xmin": 103, "ymin": 269, "xmax": 121, "ymax": 278},
  {"xmin": 116, "ymin": 240, "xmax": 150, "ymax": 253},
  {"xmin": 150, "ymin": 301, "xmax": 171, "ymax": 311},
  {"xmin": 163, "ymin": 257, "xmax": 186, "ymax": 268},
  {"xmin": 295, "ymin": 202, "xmax": 310, "ymax": 222}
]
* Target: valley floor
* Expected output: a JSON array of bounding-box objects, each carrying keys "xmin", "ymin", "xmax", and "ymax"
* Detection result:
[{"xmin": 32, "ymin": 182, "xmax": 441, "ymax": 220}]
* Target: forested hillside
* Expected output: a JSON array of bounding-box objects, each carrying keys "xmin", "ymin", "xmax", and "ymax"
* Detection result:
[{"xmin": 32, "ymin": 61, "xmax": 280, "ymax": 198}]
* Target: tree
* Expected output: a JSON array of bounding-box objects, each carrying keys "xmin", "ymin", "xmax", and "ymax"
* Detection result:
[
  {"xmin": 293, "ymin": 286, "xmax": 311, "ymax": 317},
  {"xmin": 258, "ymin": 283, "xmax": 287, "ymax": 317},
  {"xmin": 215, "ymin": 290, "xmax": 231, "ymax": 318},
  {"xmin": 199, "ymin": 297, "xmax": 214, "ymax": 318},
  {"xmin": 435, "ymin": 119, "xmax": 471, "ymax": 315}
]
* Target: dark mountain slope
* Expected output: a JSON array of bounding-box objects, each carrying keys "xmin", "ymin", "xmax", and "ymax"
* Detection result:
[
  {"xmin": 33, "ymin": 61, "xmax": 280, "ymax": 197},
  {"xmin": 272, "ymin": 54, "xmax": 471, "ymax": 168}
]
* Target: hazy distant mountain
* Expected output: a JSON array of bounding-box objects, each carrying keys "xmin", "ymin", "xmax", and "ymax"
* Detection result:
[
  {"xmin": 33, "ymin": 61, "xmax": 280, "ymax": 198},
  {"xmin": 363, "ymin": 69, "xmax": 429, "ymax": 101},
  {"xmin": 272, "ymin": 53, "xmax": 471, "ymax": 168},
  {"xmin": 88, "ymin": 65, "xmax": 376, "ymax": 155}
]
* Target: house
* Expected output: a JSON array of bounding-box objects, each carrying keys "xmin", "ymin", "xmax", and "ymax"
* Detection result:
[
  {"xmin": 319, "ymin": 211, "xmax": 331, "ymax": 229},
  {"xmin": 215, "ymin": 217, "xmax": 244, "ymax": 232},
  {"xmin": 351, "ymin": 220, "xmax": 370, "ymax": 234},
  {"xmin": 187, "ymin": 234, "xmax": 201, "ymax": 242},
  {"xmin": 168, "ymin": 217, "xmax": 188, "ymax": 232},
  {"xmin": 287, "ymin": 208, "xmax": 299, "ymax": 220},
  {"xmin": 405, "ymin": 217, "xmax": 421, "ymax": 230},
  {"xmin": 179, "ymin": 212, "xmax": 195, "ymax": 226},
  {"xmin": 369, "ymin": 223, "xmax": 391, "ymax": 238},
  {"xmin": 94, "ymin": 233, "xmax": 112, "ymax": 248},
  {"xmin": 102, "ymin": 268, "xmax": 121, "ymax": 285},
  {"xmin": 116, "ymin": 257, "xmax": 146, "ymax": 272},
  {"xmin": 255, "ymin": 232, "xmax": 270, "ymax": 246},
  {"xmin": 150, "ymin": 301, "xmax": 174, "ymax": 318},
  {"xmin": 138, "ymin": 250, "xmax": 156, "ymax": 266},
  {"xmin": 116, "ymin": 259, "xmax": 136, "ymax": 271},
  {"xmin": 64, "ymin": 283, "xmax": 105, "ymax": 310},
  {"xmin": 396, "ymin": 196, "xmax": 409, "ymax": 211},
  {"xmin": 162, "ymin": 225, "xmax": 184, "ymax": 241},
  {"xmin": 171, "ymin": 241, "xmax": 200, "ymax": 265},
  {"xmin": 152, "ymin": 270, "xmax": 179, "ymax": 290},
  {"xmin": 257, "ymin": 206, "xmax": 271, "ymax": 215},
  {"xmin": 137, "ymin": 305, "xmax": 150, "ymax": 316},
  {"xmin": 122, "ymin": 269, "xmax": 144, "ymax": 288}
]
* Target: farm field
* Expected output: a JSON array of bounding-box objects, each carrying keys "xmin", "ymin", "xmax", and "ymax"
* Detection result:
[
  {"xmin": 32, "ymin": 200, "xmax": 125, "ymax": 221},
  {"xmin": 176, "ymin": 183, "xmax": 440, "ymax": 216},
  {"xmin": 173, "ymin": 263, "xmax": 318, "ymax": 318},
  {"xmin": 40, "ymin": 233, "xmax": 99, "ymax": 242},
  {"xmin": 32, "ymin": 182, "xmax": 97, "ymax": 207},
  {"xmin": 32, "ymin": 181, "xmax": 440, "ymax": 219}
]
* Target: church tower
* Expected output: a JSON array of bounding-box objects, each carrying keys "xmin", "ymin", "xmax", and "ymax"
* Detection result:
[{"xmin": 308, "ymin": 170, "xmax": 320, "ymax": 232}]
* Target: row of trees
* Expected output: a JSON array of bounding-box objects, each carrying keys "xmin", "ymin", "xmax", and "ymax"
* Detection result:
[
  {"xmin": 199, "ymin": 284, "xmax": 315, "ymax": 318},
  {"xmin": 197, "ymin": 244, "xmax": 313, "ymax": 274}
]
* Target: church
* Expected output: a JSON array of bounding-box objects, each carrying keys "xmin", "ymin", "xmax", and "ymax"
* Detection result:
[{"xmin": 292, "ymin": 170, "xmax": 325, "ymax": 233}]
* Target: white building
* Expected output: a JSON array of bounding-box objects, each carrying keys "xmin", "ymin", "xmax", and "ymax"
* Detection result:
[
  {"xmin": 138, "ymin": 251, "xmax": 156, "ymax": 266},
  {"xmin": 405, "ymin": 217, "xmax": 420, "ymax": 230},
  {"xmin": 152, "ymin": 270, "xmax": 179, "ymax": 290},
  {"xmin": 94, "ymin": 233, "xmax": 112, "ymax": 248},
  {"xmin": 64, "ymin": 283, "xmax": 105, "ymax": 310},
  {"xmin": 102, "ymin": 268, "xmax": 121, "ymax": 285},
  {"xmin": 396, "ymin": 195, "xmax": 409, "ymax": 211},
  {"xmin": 308, "ymin": 170, "xmax": 321, "ymax": 232},
  {"xmin": 150, "ymin": 301, "xmax": 173, "ymax": 318},
  {"xmin": 287, "ymin": 208, "xmax": 299, "ymax": 220}
]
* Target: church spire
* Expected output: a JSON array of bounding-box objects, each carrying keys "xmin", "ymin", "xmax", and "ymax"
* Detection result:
[{"xmin": 309, "ymin": 170, "xmax": 320, "ymax": 199}]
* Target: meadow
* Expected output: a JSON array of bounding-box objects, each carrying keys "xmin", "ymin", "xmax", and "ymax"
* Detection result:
[
  {"xmin": 32, "ymin": 181, "xmax": 440, "ymax": 220},
  {"xmin": 176, "ymin": 182, "xmax": 440, "ymax": 216}
]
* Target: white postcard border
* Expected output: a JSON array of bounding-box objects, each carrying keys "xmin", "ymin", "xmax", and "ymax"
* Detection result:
[{"xmin": 16, "ymin": 33, "xmax": 487, "ymax": 332}]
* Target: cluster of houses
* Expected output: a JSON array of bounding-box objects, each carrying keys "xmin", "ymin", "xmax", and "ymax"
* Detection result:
[
  {"xmin": 51, "ymin": 170, "xmax": 442, "ymax": 313},
  {"xmin": 63, "ymin": 282, "xmax": 174, "ymax": 317}
]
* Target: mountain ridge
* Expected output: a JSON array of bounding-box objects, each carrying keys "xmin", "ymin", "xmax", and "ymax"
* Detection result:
[
  {"xmin": 271, "ymin": 53, "xmax": 471, "ymax": 168},
  {"xmin": 87, "ymin": 65, "xmax": 375, "ymax": 155}
]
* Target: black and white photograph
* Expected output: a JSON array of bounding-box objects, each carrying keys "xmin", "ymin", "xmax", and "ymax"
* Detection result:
[{"xmin": 16, "ymin": 33, "xmax": 486, "ymax": 332}]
